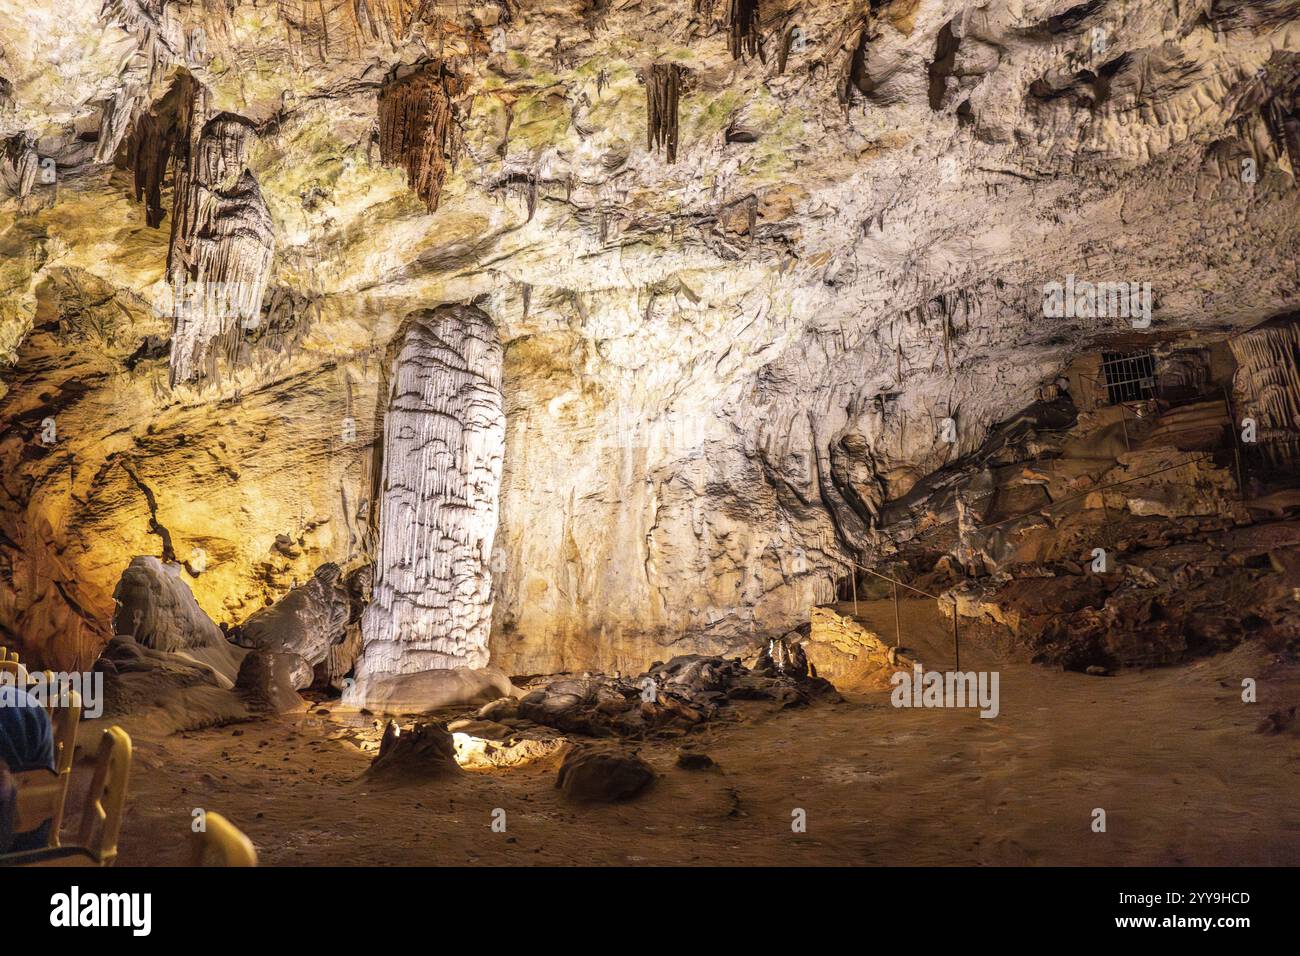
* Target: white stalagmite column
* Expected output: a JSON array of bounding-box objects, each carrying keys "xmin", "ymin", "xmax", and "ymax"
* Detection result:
[{"xmin": 356, "ymin": 304, "xmax": 505, "ymax": 683}]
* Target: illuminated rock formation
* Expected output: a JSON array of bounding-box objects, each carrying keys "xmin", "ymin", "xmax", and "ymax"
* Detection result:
[
  {"xmin": 110, "ymin": 556, "xmax": 244, "ymax": 686},
  {"xmin": 354, "ymin": 304, "xmax": 505, "ymax": 692},
  {"xmin": 165, "ymin": 98, "xmax": 276, "ymax": 387},
  {"xmin": 1230, "ymin": 316, "xmax": 1300, "ymax": 472},
  {"xmin": 3, "ymin": 0, "xmax": 1300, "ymax": 679}
]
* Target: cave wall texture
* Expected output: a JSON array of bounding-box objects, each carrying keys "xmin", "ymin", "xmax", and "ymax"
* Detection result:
[{"xmin": 2, "ymin": 0, "xmax": 1300, "ymax": 673}]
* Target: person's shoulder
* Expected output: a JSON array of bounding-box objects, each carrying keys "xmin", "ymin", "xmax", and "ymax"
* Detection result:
[{"xmin": 0, "ymin": 683, "xmax": 42, "ymax": 710}]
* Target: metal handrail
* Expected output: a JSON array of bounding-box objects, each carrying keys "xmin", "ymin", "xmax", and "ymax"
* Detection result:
[{"xmin": 829, "ymin": 559, "xmax": 963, "ymax": 671}]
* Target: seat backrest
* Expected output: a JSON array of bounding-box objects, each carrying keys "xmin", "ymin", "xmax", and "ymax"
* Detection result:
[
  {"xmin": 13, "ymin": 767, "xmax": 63, "ymax": 836},
  {"xmin": 74, "ymin": 726, "xmax": 132, "ymax": 866},
  {"xmin": 49, "ymin": 688, "xmax": 80, "ymax": 777},
  {"xmin": 191, "ymin": 812, "xmax": 258, "ymax": 867},
  {"xmin": 0, "ymin": 659, "xmax": 29, "ymax": 686}
]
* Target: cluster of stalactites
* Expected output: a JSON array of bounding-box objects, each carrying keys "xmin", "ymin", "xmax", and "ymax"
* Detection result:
[
  {"xmin": 1230, "ymin": 318, "xmax": 1300, "ymax": 471},
  {"xmin": 377, "ymin": 60, "xmax": 465, "ymax": 212},
  {"xmin": 125, "ymin": 72, "xmax": 198, "ymax": 228},
  {"xmin": 165, "ymin": 110, "xmax": 276, "ymax": 387},
  {"xmin": 646, "ymin": 63, "xmax": 683, "ymax": 164},
  {"xmin": 728, "ymin": 0, "xmax": 761, "ymax": 61}
]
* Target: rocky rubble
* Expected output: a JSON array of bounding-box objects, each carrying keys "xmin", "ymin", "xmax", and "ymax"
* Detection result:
[
  {"xmin": 514, "ymin": 649, "xmax": 840, "ymax": 738},
  {"xmin": 934, "ymin": 494, "xmax": 1300, "ymax": 671}
]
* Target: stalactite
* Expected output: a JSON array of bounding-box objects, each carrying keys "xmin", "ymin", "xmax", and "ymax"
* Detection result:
[
  {"xmin": 95, "ymin": 83, "xmax": 145, "ymax": 165},
  {"xmin": 582, "ymin": 0, "xmax": 610, "ymax": 34},
  {"xmin": 377, "ymin": 60, "xmax": 464, "ymax": 212},
  {"xmin": 1230, "ymin": 317, "xmax": 1300, "ymax": 471},
  {"xmin": 646, "ymin": 63, "xmax": 682, "ymax": 164},
  {"xmin": 126, "ymin": 72, "xmax": 197, "ymax": 228},
  {"xmin": 728, "ymin": 0, "xmax": 762, "ymax": 61},
  {"xmin": 775, "ymin": 27, "xmax": 794, "ymax": 76},
  {"xmin": 356, "ymin": 305, "xmax": 505, "ymax": 682},
  {"xmin": 1, "ymin": 133, "xmax": 38, "ymax": 199},
  {"xmin": 165, "ymin": 84, "xmax": 276, "ymax": 387},
  {"xmin": 837, "ymin": 23, "xmax": 869, "ymax": 110}
]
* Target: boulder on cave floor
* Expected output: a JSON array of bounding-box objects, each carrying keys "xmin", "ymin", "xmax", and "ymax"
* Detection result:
[
  {"xmin": 235, "ymin": 650, "xmax": 312, "ymax": 714},
  {"xmin": 110, "ymin": 555, "xmax": 246, "ymax": 687},
  {"xmin": 676, "ymin": 748, "xmax": 718, "ymax": 771},
  {"xmin": 365, "ymin": 721, "xmax": 461, "ymax": 781},
  {"xmin": 556, "ymin": 747, "xmax": 655, "ymax": 803}
]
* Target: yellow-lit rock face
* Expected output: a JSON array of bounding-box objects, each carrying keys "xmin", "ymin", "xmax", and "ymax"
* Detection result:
[{"xmin": 3, "ymin": 1, "xmax": 1300, "ymax": 671}]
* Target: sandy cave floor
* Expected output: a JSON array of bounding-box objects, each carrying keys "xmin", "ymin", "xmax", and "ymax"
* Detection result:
[{"xmin": 66, "ymin": 618, "xmax": 1300, "ymax": 867}]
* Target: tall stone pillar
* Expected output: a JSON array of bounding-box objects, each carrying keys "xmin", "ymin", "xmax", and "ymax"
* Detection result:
[{"xmin": 354, "ymin": 304, "xmax": 505, "ymax": 692}]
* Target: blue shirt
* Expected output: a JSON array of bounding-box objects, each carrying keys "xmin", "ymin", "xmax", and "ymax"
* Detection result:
[
  {"xmin": 0, "ymin": 684, "xmax": 55, "ymax": 772},
  {"xmin": 0, "ymin": 684, "xmax": 56, "ymax": 851}
]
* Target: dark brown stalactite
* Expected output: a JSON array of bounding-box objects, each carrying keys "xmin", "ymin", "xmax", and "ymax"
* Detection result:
[
  {"xmin": 775, "ymin": 27, "xmax": 794, "ymax": 76},
  {"xmin": 582, "ymin": 0, "xmax": 610, "ymax": 34},
  {"xmin": 728, "ymin": 0, "xmax": 761, "ymax": 61},
  {"xmin": 837, "ymin": 23, "xmax": 869, "ymax": 110},
  {"xmin": 646, "ymin": 63, "xmax": 682, "ymax": 164},
  {"xmin": 126, "ymin": 72, "xmax": 199, "ymax": 229},
  {"xmin": 377, "ymin": 60, "xmax": 465, "ymax": 212}
]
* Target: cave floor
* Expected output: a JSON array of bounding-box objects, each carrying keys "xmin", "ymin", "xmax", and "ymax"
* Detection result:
[{"xmin": 80, "ymin": 639, "xmax": 1300, "ymax": 867}]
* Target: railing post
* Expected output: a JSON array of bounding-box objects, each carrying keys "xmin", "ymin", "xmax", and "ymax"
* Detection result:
[
  {"xmin": 952, "ymin": 599, "xmax": 960, "ymax": 671},
  {"xmin": 850, "ymin": 564, "xmax": 858, "ymax": 617},
  {"xmin": 892, "ymin": 580, "xmax": 901, "ymax": 649}
]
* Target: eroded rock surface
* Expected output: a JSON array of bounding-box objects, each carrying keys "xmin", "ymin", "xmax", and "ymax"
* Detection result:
[{"xmin": 110, "ymin": 555, "xmax": 244, "ymax": 686}]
